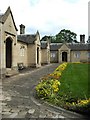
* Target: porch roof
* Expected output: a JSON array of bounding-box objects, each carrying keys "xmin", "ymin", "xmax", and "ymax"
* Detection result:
[{"xmin": 50, "ymin": 43, "xmax": 62, "ymax": 51}]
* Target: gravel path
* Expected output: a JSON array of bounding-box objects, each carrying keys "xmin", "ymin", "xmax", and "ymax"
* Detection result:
[{"xmin": 1, "ymin": 63, "xmax": 87, "ymax": 119}]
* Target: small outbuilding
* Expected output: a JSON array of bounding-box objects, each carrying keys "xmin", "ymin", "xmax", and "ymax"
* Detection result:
[{"xmin": 17, "ymin": 28, "xmax": 41, "ymax": 68}]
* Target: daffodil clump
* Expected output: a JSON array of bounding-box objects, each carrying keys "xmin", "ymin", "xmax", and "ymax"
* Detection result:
[
  {"xmin": 78, "ymin": 99, "xmax": 90, "ymax": 105},
  {"xmin": 55, "ymin": 62, "xmax": 67, "ymax": 71},
  {"xmin": 66, "ymin": 98, "xmax": 90, "ymax": 114},
  {"xmin": 67, "ymin": 98, "xmax": 90, "ymax": 106},
  {"xmin": 49, "ymin": 62, "xmax": 67, "ymax": 79},
  {"xmin": 36, "ymin": 79, "xmax": 60, "ymax": 99}
]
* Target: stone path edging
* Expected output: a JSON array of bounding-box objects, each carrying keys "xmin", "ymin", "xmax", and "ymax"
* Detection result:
[{"xmin": 31, "ymin": 87, "xmax": 87, "ymax": 119}]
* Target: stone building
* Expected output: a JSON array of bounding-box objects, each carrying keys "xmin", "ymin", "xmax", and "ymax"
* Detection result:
[
  {"xmin": 0, "ymin": 6, "xmax": 18, "ymax": 77},
  {"xmin": 17, "ymin": 28, "xmax": 41, "ymax": 68},
  {"xmin": 0, "ymin": 6, "xmax": 90, "ymax": 78},
  {"xmin": 50, "ymin": 37, "xmax": 90, "ymax": 63},
  {"xmin": 0, "ymin": 7, "xmax": 41, "ymax": 78}
]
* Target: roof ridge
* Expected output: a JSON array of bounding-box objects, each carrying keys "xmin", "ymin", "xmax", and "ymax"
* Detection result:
[{"xmin": 0, "ymin": 6, "xmax": 18, "ymax": 31}]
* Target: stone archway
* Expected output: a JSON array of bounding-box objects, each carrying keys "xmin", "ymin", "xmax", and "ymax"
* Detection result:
[
  {"xmin": 62, "ymin": 52, "xmax": 67, "ymax": 62},
  {"xmin": 6, "ymin": 38, "xmax": 12, "ymax": 68}
]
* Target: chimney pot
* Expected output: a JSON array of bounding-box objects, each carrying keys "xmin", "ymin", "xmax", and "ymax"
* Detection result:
[
  {"xmin": 20, "ymin": 24, "xmax": 25, "ymax": 34},
  {"xmin": 80, "ymin": 34, "xmax": 85, "ymax": 43}
]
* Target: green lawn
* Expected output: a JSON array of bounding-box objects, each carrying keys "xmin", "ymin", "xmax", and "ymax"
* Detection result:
[
  {"xmin": 58, "ymin": 63, "xmax": 90, "ymax": 101},
  {"xmin": 36, "ymin": 63, "xmax": 90, "ymax": 115},
  {"xmin": 46, "ymin": 63, "xmax": 90, "ymax": 115}
]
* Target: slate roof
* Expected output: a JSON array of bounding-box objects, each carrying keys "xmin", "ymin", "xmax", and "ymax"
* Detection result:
[
  {"xmin": 50, "ymin": 43, "xmax": 90, "ymax": 51},
  {"xmin": 41, "ymin": 41, "xmax": 48, "ymax": 49},
  {"xmin": 68, "ymin": 43, "xmax": 90, "ymax": 51},
  {"xmin": 50, "ymin": 43, "xmax": 62, "ymax": 51},
  {"xmin": 0, "ymin": 7, "xmax": 18, "ymax": 31},
  {"xmin": 17, "ymin": 34, "xmax": 37, "ymax": 44}
]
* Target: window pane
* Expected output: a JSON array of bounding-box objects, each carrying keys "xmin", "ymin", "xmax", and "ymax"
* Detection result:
[{"xmin": 74, "ymin": 51, "xmax": 80, "ymax": 58}]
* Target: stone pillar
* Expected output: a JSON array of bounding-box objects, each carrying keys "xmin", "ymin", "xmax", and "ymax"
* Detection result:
[
  {"xmin": 58, "ymin": 50, "xmax": 62, "ymax": 63},
  {"xmin": 67, "ymin": 50, "xmax": 71, "ymax": 62}
]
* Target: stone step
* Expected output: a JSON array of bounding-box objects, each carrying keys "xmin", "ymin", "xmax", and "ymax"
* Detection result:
[{"xmin": 6, "ymin": 69, "xmax": 19, "ymax": 77}]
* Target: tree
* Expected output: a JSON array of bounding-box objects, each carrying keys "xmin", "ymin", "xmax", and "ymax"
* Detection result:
[
  {"xmin": 41, "ymin": 29, "xmax": 78, "ymax": 43},
  {"xmin": 55, "ymin": 29, "xmax": 78, "ymax": 43}
]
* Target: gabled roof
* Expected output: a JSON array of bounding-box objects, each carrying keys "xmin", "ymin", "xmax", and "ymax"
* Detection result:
[
  {"xmin": 41, "ymin": 41, "xmax": 48, "ymax": 49},
  {"xmin": 50, "ymin": 43, "xmax": 62, "ymax": 51},
  {"xmin": 0, "ymin": 14, "xmax": 3, "ymax": 20},
  {"xmin": 0, "ymin": 6, "xmax": 18, "ymax": 31},
  {"xmin": 17, "ymin": 34, "xmax": 37, "ymax": 44},
  {"xmin": 50, "ymin": 43, "xmax": 90, "ymax": 51}
]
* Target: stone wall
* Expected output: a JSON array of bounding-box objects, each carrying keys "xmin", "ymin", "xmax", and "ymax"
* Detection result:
[
  {"xmin": 16, "ymin": 41, "xmax": 28, "ymax": 67},
  {"xmin": 71, "ymin": 51, "xmax": 89, "ymax": 62},
  {"xmin": 50, "ymin": 51, "xmax": 58, "ymax": 63},
  {"xmin": 41, "ymin": 49, "xmax": 50, "ymax": 64}
]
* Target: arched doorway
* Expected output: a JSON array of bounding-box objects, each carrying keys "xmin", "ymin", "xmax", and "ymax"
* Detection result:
[
  {"xmin": 62, "ymin": 52, "xmax": 67, "ymax": 62},
  {"xmin": 6, "ymin": 38, "xmax": 12, "ymax": 68},
  {"xmin": 37, "ymin": 47, "xmax": 39, "ymax": 64}
]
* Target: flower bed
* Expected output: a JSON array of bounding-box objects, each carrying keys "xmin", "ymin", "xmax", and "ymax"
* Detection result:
[
  {"xmin": 66, "ymin": 99, "xmax": 90, "ymax": 115},
  {"xmin": 36, "ymin": 63, "xmax": 67, "ymax": 99}
]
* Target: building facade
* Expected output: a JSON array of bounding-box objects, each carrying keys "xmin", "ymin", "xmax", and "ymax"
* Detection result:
[
  {"xmin": 17, "ymin": 29, "xmax": 41, "ymax": 68},
  {"xmin": 0, "ymin": 7, "xmax": 18, "ymax": 77},
  {"xmin": 0, "ymin": 7, "xmax": 42, "ymax": 78},
  {"xmin": 50, "ymin": 43, "xmax": 90, "ymax": 63}
]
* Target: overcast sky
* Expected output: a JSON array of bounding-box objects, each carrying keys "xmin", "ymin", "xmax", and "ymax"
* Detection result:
[{"xmin": 0, "ymin": 0, "xmax": 89, "ymax": 42}]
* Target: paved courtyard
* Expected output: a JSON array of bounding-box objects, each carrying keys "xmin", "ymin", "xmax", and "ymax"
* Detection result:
[{"xmin": 0, "ymin": 63, "xmax": 88, "ymax": 119}]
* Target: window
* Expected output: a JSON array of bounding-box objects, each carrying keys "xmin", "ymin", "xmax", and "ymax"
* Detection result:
[
  {"xmin": 20, "ymin": 46, "xmax": 25, "ymax": 56},
  {"xmin": 51, "ymin": 53, "xmax": 55, "ymax": 58},
  {"xmin": 74, "ymin": 51, "xmax": 80, "ymax": 58},
  {"xmin": 87, "ymin": 52, "xmax": 90, "ymax": 58}
]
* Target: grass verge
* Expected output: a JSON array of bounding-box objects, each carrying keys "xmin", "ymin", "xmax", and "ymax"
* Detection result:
[{"xmin": 36, "ymin": 63, "xmax": 90, "ymax": 115}]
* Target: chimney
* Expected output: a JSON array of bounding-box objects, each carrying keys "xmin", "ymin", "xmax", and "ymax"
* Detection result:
[
  {"xmin": 20, "ymin": 24, "xmax": 25, "ymax": 34},
  {"xmin": 80, "ymin": 34, "xmax": 85, "ymax": 43}
]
